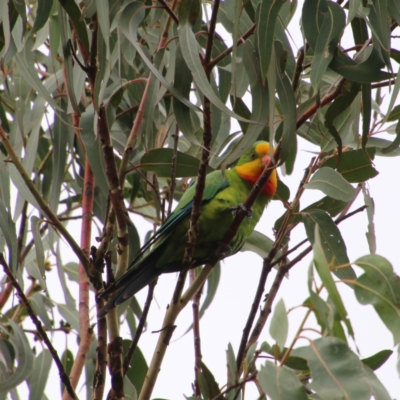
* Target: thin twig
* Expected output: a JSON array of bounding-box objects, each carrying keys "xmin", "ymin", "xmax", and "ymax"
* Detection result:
[
  {"xmin": 123, "ymin": 279, "xmax": 157, "ymax": 375},
  {"xmin": 0, "ymin": 254, "xmax": 79, "ymax": 400},
  {"xmin": 157, "ymin": 0, "xmax": 179, "ymax": 25}
]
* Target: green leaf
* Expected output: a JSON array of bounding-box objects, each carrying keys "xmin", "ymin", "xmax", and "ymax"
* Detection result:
[
  {"xmin": 199, "ymin": 362, "xmax": 225, "ymax": 400},
  {"xmin": 310, "ymin": 2, "xmax": 345, "ymax": 91},
  {"xmin": 256, "ymin": 0, "xmax": 286, "ymax": 84},
  {"xmin": 0, "ymin": 320, "xmax": 34, "ymax": 391},
  {"xmin": 258, "ymin": 361, "xmax": 308, "ymax": 400},
  {"xmin": 30, "ymin": 216, "xmax": 45, "ymax": 280},
  {"xmin": 27, "ymin": 350, "xmax": 52, "ymax": 400},
  {"xmin": 362, "ymin": 365, "xmax": 392, "ymax": 400},
  {"xmin": 321, "ymin": 148, "xmax": 378, "ymax": 183},
  {"xmin": 241, "ymin": 230, "xmax": 284, "ymax": 262},
  {"xmin": 274, "ymin": 180, "xmax": 290, "ymax": 201},
  {"xmin": 274, "ymin": 41, "xmax": 296, "ymax": 165},
  {"xmin": 58, "ymin": 2, "xmax": 80, "ymax": 115},
  {"xmin": 293, "ymin": 337, "xmax": 371, "ymax": 400},
  {"xmin": 260, "ymin": 342, "xmax": 309, "ymax": 371},
  {"xmin": 324, "ymin": 81, "xmax": 361, "ymax": 160},
  {"xmin": 269, "ymin": 299, "xmax": 288, "ymax": 350},
  {"xmin": 388, "ymin": 0, "xmax": 400, "ymax": 26},
  {"xmin": 226, "ymin": 343, "xmax": 237, "ymax": 390},
  {"xmin": 31, "ymin": 0, "xmax": 53, "ymax": 34},
  {"xmin": 62, "ymin": 349, "xmax": 74, "ymax": 376},
  {"xmin": 361, "ymin": 83, "xmax": 371, "ymax": 152},
  {"xmin": 311, "ymin": 225, "xmax": 353, "ymax": 336},
  {"xmin": 361, "ymin": 349, "xmax": 393, "ymax": 371},
  {"xmin": 122, "ymin": 340, "xmax": 148, "ymax": 393},
  {"xmin": 29, "ymin": 293, "xmax": 53, "ymax": 330},
  {"xmin": 0, "ymin": 197, "xmax": 18, "ymax": 272},
  {"xmin": 368, "ymin": 0, "xmax": 391, "ymax": 71},
  {"xmin": 353, "ymin": 254, "xmax": 400, "ymax": 344},
  {"xmin": 140, "ymin": 148, "xmax": 214, "ymax": 177},
  {"xmin": 55, "ymin": 244, "xmax": 76, "ymax": 308},
  {"xmin": 14, "ymin": 48, "xmax": 61, "ymax": 113},
  {"xmin": 386, "ymin": 104, "xmax": 400, "ymax": 122},
  {"xmin": 173, "ymin": 44, "xmax": 201, "ymax": 145},
  {"xmin": 381, "ymin": 119, "xmax": 400, "ymax": 154},
  {"xmin": 329, "ymin": 48, "xmax": 392, "ymax": 83},
  {"xmin": 303, "ymin": 210, "xmax": 356, "ymax": 281},
  {"xmin": 305, "ymin": 167, "xmax": 357, "ymax": 202},
  {"xmin": 362, "ymin": 185, "xmax": 376, "ymax": 254},
  {"xmin": 50, "ymin": 98, "xmax": 71, "ymax": 214},
  {"xmin": 58, "ymin": 0, "xmax": 89, "ymax": 53}
]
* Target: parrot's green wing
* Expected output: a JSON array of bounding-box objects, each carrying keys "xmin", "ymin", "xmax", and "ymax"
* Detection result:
[{"xmin": 128, "ymin": 170, "xmax": 229, "ymax": 268}]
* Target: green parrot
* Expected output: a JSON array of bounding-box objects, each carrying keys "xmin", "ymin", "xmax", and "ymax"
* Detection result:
[{"xmin": 98, "ymin": 141, "xmax": 277, "ymax": 316}]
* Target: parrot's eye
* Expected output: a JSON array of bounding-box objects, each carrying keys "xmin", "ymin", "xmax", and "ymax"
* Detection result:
[{"xmin": 251, "ymin": 152, "xmax": 257, "ymax": 160}]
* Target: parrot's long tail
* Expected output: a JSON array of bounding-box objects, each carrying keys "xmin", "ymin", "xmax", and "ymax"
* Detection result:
[{"xmin": 97, "ymin": 262, "xmax": 160, "ymax": 318}]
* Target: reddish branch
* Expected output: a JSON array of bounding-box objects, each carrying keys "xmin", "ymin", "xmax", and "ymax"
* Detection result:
[
  {"xmin": 208, "ymin": 23, "xmax": 257, "ymax": 70},
  {"xmin": 0, "ymin": 254, "xmax": 78, "ymax": 399},
  {"xmin": 296, "ymin": 78, "xmax": 346, "ymax": 130},
  {"xmin": 63, "ymin": 115, "xmax": 95, "ymax": 400}
]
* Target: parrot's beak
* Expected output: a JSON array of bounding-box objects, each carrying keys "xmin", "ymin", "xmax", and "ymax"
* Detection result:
[{"xmin": 261, "ymin": 154, "xmax": 272, "ymax": 166}]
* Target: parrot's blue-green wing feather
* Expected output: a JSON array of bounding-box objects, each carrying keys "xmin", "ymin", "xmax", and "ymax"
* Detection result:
[
  {"xmin": 128, "ymin": 170, "xmax": 228, "ymax": 268},
  {"xmin": 98, "ymin": 171, "xmax": 229, "ymax": 317}
]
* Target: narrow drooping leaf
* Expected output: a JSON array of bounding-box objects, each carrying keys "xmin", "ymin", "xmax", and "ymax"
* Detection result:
[
  {"xmin": 361, "ymin": 349, "xmax": 393, "ymax": 371},
  {"xmin": 256, "ymin": 0, "xmax": 286, "ymax": 84},
  {"xmin": 173, "ymin": 44, "xmax": 201, "ymax": 145},
  {"xmin": 30, "ymin": 216, "xmax": 45, "ymax": 280},
  {"xmin": 324, "ymin": 81, "xmax": 361, "ymax": 160},
  {"xmin": 311, "ymin": 225, "xmax": 353, "ymax": 336},
  {"xmin": 310, "ymin": 2, "xmax": 345, "ymax": 91},
  {"xmin": 303, "ymin": 210, "xmax": 356, "ymax": 281},
  {"xmin": 27, "ymin": 350, "xmax": 52, "ymax": 400},
  {"xmin": 58, "ymin": 2, "xmax": 80, "ymax": 115},
  {"xmin": 274, "ymin": 41, "xmax": 296, "ymax": 166},
  {"xmin": 362, "ymin": 185, "xmax": 376, "ymax": 254},
  {"xmin": 122, "ymin": 340, "xmax": 148, "ymax": 394}
]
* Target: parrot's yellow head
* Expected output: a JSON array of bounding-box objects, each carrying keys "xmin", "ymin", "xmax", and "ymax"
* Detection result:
[{"xmin": 235, "ymin": 141, "xmax": 278, "ymax": 197}]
